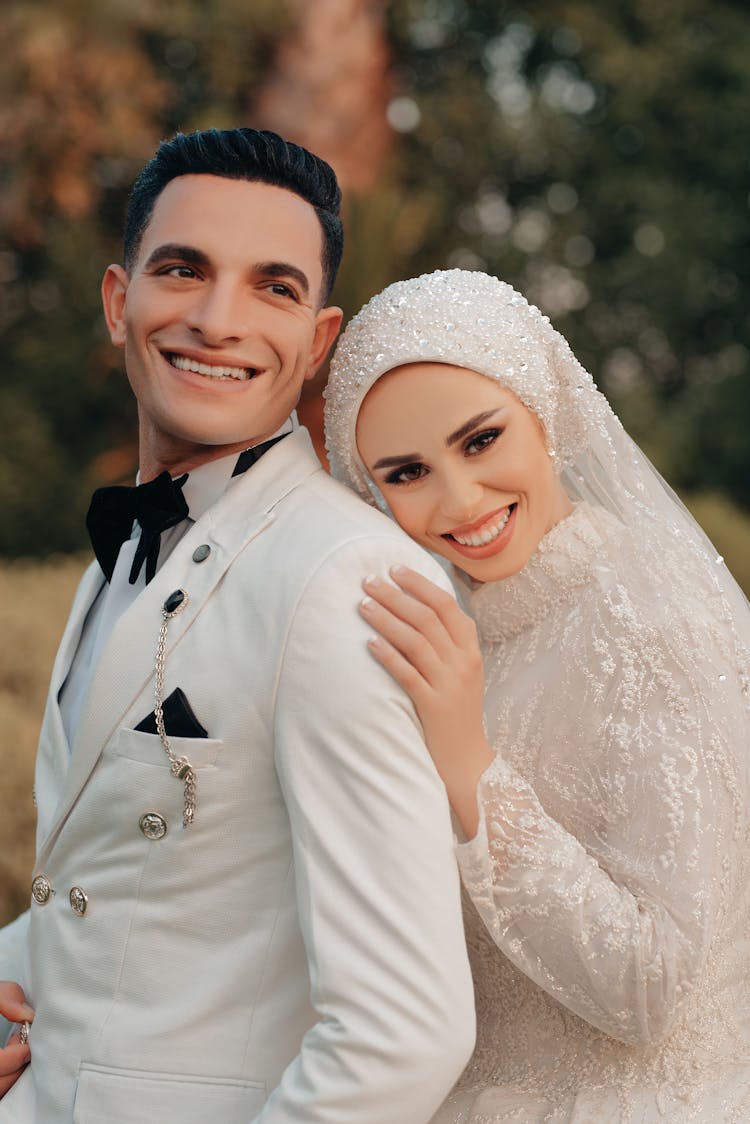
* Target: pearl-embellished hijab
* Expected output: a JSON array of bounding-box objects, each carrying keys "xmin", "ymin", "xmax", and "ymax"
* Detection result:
[{"xmin": 324, "ymin": 268, "xmax": 750, "ymax": 672}]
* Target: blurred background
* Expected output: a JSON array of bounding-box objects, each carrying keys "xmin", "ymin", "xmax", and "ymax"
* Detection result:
[{"xmin": 1, "ymin": 0, "xmax": 749, "ymax": 921}]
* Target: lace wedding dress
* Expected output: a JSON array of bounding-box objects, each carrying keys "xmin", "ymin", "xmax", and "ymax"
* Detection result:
[
  {"xmin": 433, "ymin": 503, "xmax": 750, "ymax": 1122},
  {"xmin": 324, "ymin": 269, "xmax": 750, "ymax": 1124}
]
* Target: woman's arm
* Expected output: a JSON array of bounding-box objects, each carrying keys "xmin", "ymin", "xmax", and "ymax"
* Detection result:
[
  {"xmin": 361, "ymin": 566, "xmax": 739, "ymax": 1046},
  {"xmin": 361, "ymin": 565, "xmax": 492, "ymax": 836}
]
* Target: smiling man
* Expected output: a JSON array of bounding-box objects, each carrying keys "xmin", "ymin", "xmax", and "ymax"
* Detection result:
[{"xmin": 0, "ymin": 128, "xmax": 474, "ymax": 1123}]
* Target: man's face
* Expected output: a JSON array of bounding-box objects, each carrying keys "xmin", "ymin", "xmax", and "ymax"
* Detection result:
[{"xmin": 102, "ymin": 174, "xmax": 342, "ymax": 475}]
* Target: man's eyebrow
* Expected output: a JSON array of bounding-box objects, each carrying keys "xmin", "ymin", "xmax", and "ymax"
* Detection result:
[
  {"xmin": 256, "ymin": 261, "xmax": 310, "ymax": 298},
  {"xmin": 143, "ymin": 244, "xmax": 211, "ymax": 270},
  {"xmin": 141, "ymin": 248, "xmax": 311, "ymax": 299},
  {"xmin": 446, "ymin": 409, "xmax": 502, "ymax": 446}
]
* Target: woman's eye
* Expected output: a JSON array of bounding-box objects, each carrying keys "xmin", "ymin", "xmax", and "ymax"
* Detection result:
[
  {"xmin": 385, "ymin": 462, "xmax": 428, "ymax": 485},
  {"xmin": 465, "ymin": 428, "xmax": 501, "ymax": 455}
]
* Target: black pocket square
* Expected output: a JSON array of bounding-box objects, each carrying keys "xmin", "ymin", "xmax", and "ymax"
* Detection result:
[{"xmin": 134, "ymin": 687, "xmax": 208, "ymax": 738}]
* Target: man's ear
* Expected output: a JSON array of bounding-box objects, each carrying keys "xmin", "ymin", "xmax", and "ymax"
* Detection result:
[
  {"xmin": 101, "ymin": 264, "xmax": 129, "ymax": 348},
  {"xmin": 305, "ymin": 305, "xmax": 344, "ymax": 380}
]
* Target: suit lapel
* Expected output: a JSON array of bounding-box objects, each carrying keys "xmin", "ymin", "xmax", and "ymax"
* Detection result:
[
  {"xmin": 41, "ymin": 560, "xmax": 105, "ymax": 760},
  {"xmin": 36, "ymin": 430, "xmax": 323, "ymax": 859}
]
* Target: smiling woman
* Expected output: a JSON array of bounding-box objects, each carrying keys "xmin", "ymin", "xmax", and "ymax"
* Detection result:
[
  {"xmin": 324, "ymin": 269, "xmax": 750, "ymax": 1123},
  {"xmin": 355, "ymin": 363, "xmax": 572, "ymax": 582}
]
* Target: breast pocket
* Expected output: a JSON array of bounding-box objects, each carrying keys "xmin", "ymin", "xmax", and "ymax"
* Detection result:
[
  {"xmin": 105, "ymin": 727, "xmax": 224, "ymax": 834},
  {"xmin": 113, "ymin": 727, "xmax": 224, "ymax": 771},
  {"xmin": 73, "ymin": 1063, "xmax": 266, "ymax": 1124}
]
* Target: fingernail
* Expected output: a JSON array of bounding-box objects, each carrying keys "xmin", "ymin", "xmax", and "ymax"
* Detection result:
[
  {"xmin": 363, "ymin": 574, "xmax": 381, "ymax": 588},
  {"xmin": 20, "ymin": 1005, "xmax": 34, "ymax": 1020},
  {"xmin": 390, "ymin": 564, "xmax": 406, "ymax": 578},
  {"xmin": 360, "ymin": 597, "xmax": 375, "ymax": 611}
]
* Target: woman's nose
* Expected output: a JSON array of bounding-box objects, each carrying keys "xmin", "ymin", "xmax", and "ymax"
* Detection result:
[{"xmin": 438, "ymin": 472, "xmax": 484, "ymax": 523}]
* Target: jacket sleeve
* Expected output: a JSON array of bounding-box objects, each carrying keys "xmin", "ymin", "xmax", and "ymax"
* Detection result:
[{"xmin": 258, "ymin": 536, "xmax": 475, "ymax": 1123}]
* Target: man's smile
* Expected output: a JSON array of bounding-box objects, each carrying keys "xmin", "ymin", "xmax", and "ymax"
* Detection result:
[{"xmin": 165, "ymin": 352, "xmax": 258, "ymax": 382}]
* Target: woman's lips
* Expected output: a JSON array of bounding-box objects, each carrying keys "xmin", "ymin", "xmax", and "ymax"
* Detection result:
[{"xmin": 442, "ymin": 504, "xmax": 517, "ymax": 558}]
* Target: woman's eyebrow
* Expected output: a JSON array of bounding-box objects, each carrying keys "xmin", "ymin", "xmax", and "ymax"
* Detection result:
[
  {"xmin": 446, "ymin": 409, "xmax": 502, "ymax": 446},
  {"xmin": 372, "ymin": 451, "xmax": 423, "ymax": 471}
]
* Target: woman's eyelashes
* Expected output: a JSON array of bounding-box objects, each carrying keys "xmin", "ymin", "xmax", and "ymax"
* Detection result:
[
  {"xmin": 465, "ymin": 427, "xmax": 502, "ymax": 455},
  {"xmin": 384, "ymin": 461, "xmax": 428, "ymax": 486},
  {"xmin": 382, "ymin": 428, "xmax": 503, "ymax": 487}
]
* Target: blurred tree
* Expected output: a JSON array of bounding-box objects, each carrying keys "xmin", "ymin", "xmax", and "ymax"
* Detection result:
[
  {"xmin": 384, "ymin": 0, "xmax": 750, "ymax": 506},
  {"xmin": 1, "ymin": 0, "xmax": 749, "ymax": 556}
]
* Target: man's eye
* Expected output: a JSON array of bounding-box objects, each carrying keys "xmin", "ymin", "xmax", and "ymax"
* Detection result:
[
  {"xmin": 465, "ymin": 428, "xmax": 501, "ymax": 454},
  {"xmin": 385, "ymin": 463, "xmax": 428, "ymax": 485},
  {"xmin": 267, "ymin": 282, "xmax": 297, "ymax": 299},
  {"xmin": 161, "ymin": 265, "xmax": 197, "ymax": 279}
]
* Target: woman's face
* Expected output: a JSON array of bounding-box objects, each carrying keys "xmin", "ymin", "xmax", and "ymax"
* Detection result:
[{"xmin": 355, "ymin": 362, "xmax": 573, "ymax": 582}]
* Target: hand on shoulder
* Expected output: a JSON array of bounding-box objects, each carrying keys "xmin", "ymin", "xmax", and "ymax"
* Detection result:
[{"xmin": 360, "ymin": 565, "xmax": 493, "ymax": 837}]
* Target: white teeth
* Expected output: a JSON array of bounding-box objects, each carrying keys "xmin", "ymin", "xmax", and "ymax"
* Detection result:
[
  {"xmin": 169, "ymin": 354, "xmax": 252, "ymax": 381},
  {"xmin": 452, "ymin": 507, "xmax": 512, "ymax": 547}
]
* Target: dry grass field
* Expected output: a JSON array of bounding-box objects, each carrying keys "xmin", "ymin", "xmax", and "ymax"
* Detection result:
[
  {"xmin": 0, "ymin": 491, "xmax": 748, "ymax": 928},
  {"xmin": 0, "ymin": 555, "xmax": 87, "ymax": 925}
]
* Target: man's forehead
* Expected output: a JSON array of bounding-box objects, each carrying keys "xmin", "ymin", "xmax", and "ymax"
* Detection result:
[{"xmin": 140, "ymin": 174, "xmax": 324, "ymax": 277}]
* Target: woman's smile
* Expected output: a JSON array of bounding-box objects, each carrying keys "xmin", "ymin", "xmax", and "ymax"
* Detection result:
[{"xmin": 444, "ymin": 504, "xmax": 517, "ymax": 555}]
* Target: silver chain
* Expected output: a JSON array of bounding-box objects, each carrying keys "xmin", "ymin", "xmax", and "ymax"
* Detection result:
[{"xmin": 154, "ymin": 591, "xmax": 195, "ymax": 827}]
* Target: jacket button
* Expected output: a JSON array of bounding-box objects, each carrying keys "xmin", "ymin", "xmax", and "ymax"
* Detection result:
[
  {"xmin": 31, "ymin": 874, "xmax": 52, "ymax": 905},
  {"xmin": 69, "ymin": 887, "xmax": 88, "ymax": 916},
  {"xmin": 139, "ymin": 812, "xmax": 168, "ymax": 840},
  {"xmin": 192, "ymin": 544, "xmax": 211, "ymax": 563}
]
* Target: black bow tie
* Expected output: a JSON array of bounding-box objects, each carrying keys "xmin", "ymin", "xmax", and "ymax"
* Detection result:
[
  {"xmin": 86, "ymin": 471, "xmax": 189, "ymax": 585},
  {"xmin": 86, "ymin": 432, "xmax": 288, "ymax": 586}
]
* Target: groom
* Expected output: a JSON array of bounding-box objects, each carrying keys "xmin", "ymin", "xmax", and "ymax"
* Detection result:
[{"xmin": 0, "ymin": 128, "xmax": 474, "ymax": 1121}]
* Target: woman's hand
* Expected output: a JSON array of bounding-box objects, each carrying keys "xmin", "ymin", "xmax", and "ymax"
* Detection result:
[
  {"xmin": 0, "ymin": 981, "xmax": 33, "ymax": 1097},
  {"xmin": 360, "ymin": 565, "xmax": 493, "ymax": 837}
]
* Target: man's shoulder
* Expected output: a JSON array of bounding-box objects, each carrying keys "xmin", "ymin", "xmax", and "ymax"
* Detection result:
[{"xmin": 275, "ymin": 469, "xmax": 452, "ymax": 592}]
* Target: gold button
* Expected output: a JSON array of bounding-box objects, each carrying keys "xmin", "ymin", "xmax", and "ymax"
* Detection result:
[
  {"xmin": 69, "ymin": 887, "xmax": 88, "ymax": 916},
  {"xmin": 139, "ymin": 812, "xmax": 168, "ymax": 840},
  {"xmin": 31, "ymin": 874, "xmax": 52, "ymax": 905}
]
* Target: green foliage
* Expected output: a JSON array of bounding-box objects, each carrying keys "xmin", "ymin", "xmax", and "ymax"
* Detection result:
[
  {"xmin": 0, "ymin": 0, "xmax": 293, "ymax": 556},
  {"xmin": 385, "ymin": 0, "xmax": 750, "ymax": 494},
  {"xmin": 1, "ymin": 0, "xmax": 748, "ymax": 554}
]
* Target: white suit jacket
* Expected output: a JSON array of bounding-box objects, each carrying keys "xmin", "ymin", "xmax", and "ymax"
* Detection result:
[{"xmin": 0, "ymin": 430, "xmax": 474, "ymax": 1123}]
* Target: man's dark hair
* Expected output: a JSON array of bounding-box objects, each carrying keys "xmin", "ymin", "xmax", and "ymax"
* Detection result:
[{"xmin": 123, "ymin": 128, "xmax": 344, "ymax": 303}]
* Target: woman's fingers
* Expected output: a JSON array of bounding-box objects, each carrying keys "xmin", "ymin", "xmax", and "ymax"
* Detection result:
[
  {"xmin": 388, "ymin": 565, "xmax": 479, "ymax": 649},
  {"xmin": 366, "ymin": 635, "xmax": 433, "ymax": 705},
  {"xmin": 360, "ymin": 595, "xmax": 443, "ymax": 688},
  {"xmin": 361, "ymin": 573, "xmax": 453, "ymax": 658}
]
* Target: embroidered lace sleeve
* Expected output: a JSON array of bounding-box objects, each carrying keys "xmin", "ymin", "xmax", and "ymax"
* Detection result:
[{"xmin": 456, "ymin": 601, "xmax": 743, "ymax": 1048}]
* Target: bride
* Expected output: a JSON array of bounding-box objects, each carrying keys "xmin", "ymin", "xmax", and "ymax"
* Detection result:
[{"xmin": 323, "ymin": 269, "xmax": 750, "ymax": 1122}]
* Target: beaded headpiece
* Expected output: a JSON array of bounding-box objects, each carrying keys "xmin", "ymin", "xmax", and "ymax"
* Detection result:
[{"xmin": 324, "ymin": 269, "xmax": 612, "ymax": 508}]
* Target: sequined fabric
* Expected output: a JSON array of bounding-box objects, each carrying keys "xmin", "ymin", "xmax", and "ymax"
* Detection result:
[
  {"xmin": 323, "ymin": 270, "xmax": 612, "ymax": 511},
  {"xmin": 324, "ymin": 269, "xmax": 750, "ymax": 1123}
]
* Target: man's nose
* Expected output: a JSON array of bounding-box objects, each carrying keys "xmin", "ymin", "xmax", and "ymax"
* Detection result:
[{"xmin": 185, "ymin": 281, "xmax": 249, "ymax": 343}]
